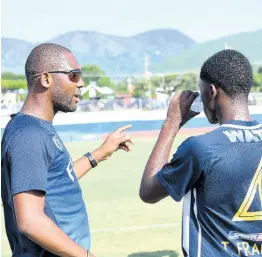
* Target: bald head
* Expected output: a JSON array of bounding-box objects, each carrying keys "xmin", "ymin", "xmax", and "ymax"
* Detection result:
[{"xmin": 25, "ymin": 43, "xmax": 71, "ymax": 88}]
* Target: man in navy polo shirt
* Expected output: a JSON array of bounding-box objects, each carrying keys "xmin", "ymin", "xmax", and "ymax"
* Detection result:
[{"xmin": 1, "ymin": 43, "xmax": 133, "ymax": 257}]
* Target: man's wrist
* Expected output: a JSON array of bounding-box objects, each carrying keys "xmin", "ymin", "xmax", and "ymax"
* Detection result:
[
  {"xmin": 84, "ymin": 152, "xmax": 98, "ymax": 168},
  {"xmin": 91, "ymin": 148, "xmax": 107, "ymax": 163},
  {"xmin": 163, "ymin": 118, "xmax": 180, "ymax": 132}
]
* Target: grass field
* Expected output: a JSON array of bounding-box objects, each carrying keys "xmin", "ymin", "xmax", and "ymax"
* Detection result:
[{"xmin": 1, "ymin": 135, "xmax": 190, "ymax": 257}]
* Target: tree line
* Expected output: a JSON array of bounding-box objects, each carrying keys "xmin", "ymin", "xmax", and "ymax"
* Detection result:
[{"xmin": 2, "ymin": 65, "xmax": 262, "ymax": 97}]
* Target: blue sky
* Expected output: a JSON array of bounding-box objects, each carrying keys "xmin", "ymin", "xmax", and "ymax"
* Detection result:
[{"xmin": 1, "ymin": 0, "xmax": 262, "ymax": 43}]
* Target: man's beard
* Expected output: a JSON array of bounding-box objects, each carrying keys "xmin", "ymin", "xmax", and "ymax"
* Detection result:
[{"xmin": 52, "ymin": 86, "xmax": 77, "ymax": 113}]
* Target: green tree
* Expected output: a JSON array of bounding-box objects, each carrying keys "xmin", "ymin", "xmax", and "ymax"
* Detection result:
[
  {"xmin": 177, "ymin": 73, "xmax": 198, "ymax": 92},
  {"xmin": 253, "ymin": 73, "xmax": 262, "ymax": 92},
  {"xmin": 81, "ymin": 64, "xmax": 106, "ymax": 85},
  {"xmin": 98, "ymin": 76, "xmax": 116, "ymax": 90},
  {"xmin": 132, "ymin": 79, "xmax": 147, "ymax": 98},
  {"xmin": 1, "ymin": 79, "xmax": 27, "ymax": 91},
  {"xmin": 2, "ymin": 72, "xmax": 26, "ymax": 80},
  {"xmin": 152, "ymin": 73, "xmax": 198, "ymax": 95},
  {"xmin": 117, "ymin": 73, "xmax": 199, "ymax": 99},
  {"xmin": 80, "ymin": 64, "xmax": 116, "ymax": 99},
  {"xmin": 115, "ymin": 81, "xmax": 129, "ymax": 95}
]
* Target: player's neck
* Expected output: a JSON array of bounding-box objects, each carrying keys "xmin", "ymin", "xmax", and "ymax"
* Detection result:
[
  {"xmin": 217, "ymin": 102, "xmax": 252, "ymax": 125},
  {"xmin": 21, "ymin": 94, "xmax": 55, "ymax": 122}
]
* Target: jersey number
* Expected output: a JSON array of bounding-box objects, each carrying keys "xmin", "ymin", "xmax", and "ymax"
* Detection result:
[{"xmin": 233, "ymin": 158, "xmax": 262, "ymax": 221}]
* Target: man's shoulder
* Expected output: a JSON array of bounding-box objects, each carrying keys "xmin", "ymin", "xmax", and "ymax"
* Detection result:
[
  {"xmin": 192, "ymin": 127, "xmax": 227, "ymax": 146},
  {"xmin": 7, "ymin": 113, "xmax": 51, "ymax": 133},
  {"xmin": 3, "ymin": 113, "xmax": 52, "ymax": 146},
  {"xmin": 195, "ymin": 123, "xmax": 262, "ymax": 145},
  {"xmin": 179, "ymin": 128, "xmax": 224, "ymax": 157},
  {"xmin": 175, "ymin": 136, "xmax": 204, "ymax": 161},
  {"xmin": 179, "ymin": 134, "xmax": 209, "ymax": 151}
]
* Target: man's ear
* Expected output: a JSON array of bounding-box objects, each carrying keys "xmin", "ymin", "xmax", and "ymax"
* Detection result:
[
  {"xmin": 40, "ymin": 72, "xmax": 53, "ymax": 89},
  {"xmin": 207, "ymin": 84, "xmax": 217, "ymax": 102}
]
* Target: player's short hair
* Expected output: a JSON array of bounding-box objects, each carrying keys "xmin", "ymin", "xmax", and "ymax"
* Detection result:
[
  {"xmin": 25, "ymin": 43, "xmax": 71, "ymax": 89},
  {"xmin": 200, "ymin": 49, "xmax": 253, "ymax": 99}
]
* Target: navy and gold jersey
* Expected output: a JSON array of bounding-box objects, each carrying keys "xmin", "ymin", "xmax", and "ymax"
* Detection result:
[
  {"xmin": 157, "ymin": 120, "xmax": 262, "ymax": 257},
  {"xmin": 1, "ymin": 113, "xmax": 90, "ymax": 257}
]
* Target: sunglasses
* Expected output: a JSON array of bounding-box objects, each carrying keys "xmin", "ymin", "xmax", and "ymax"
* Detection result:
[{"xmin": 33, "ymin": 69, "xmax": 82, "ymax": 83}]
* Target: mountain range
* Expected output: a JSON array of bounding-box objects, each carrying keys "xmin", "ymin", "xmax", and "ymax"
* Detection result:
[{"xmin": 1, "ymin": 28, "xmax": 262, "ymax": 75}]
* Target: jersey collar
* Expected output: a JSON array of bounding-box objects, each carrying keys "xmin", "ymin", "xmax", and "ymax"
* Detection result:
[{"xmin": 221, "ymin": 120, "xmax": 261, "ymax": 129}]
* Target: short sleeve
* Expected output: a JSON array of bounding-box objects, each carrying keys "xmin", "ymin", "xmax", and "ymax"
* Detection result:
[
  {"xmin": 157, "ymin": 137, "xmax": 204, "ymax": 202},
  {"xmin": 8, "ymin": 126, "xmax": 56, "ymax": 196}
]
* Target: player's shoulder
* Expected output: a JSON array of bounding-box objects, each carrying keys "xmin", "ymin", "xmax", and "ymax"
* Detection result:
[
  {"xmin": 3, "ymin": 113, "xmax": 52, "ymax": 145},
  {"xmin": 177, "ymin": 135, "xmax": 207, "ymax": 159},
  {"xmin": 199, "ymin": 121, "xmax": 262, "ymax": 144},
  {"xmin": 180, "ymin": 129, "xmax": 218, "ymax": 149},
  {"xmin": 179, "ymin": 128, "xmax": 223, "ymax": 157},
  {"xmin": 192, "ymin": 126, "xmax": 229, "ymax": 146}
]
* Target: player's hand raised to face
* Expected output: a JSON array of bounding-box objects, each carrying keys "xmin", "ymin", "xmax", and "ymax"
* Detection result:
[
  {"xmin": 166, "ymin": 90, "xmax": 199, "ymax": 128},
  {"xmin": 98, "ymin": 124, "xmax": 133, "ymax": 160}
]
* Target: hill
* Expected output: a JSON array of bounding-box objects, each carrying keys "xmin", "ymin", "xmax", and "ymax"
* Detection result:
[
  {"xmin": 1, "ymin": 29, "xmax": 195, "ymax": 74},
  {"xmin": 153, "ymin": 29, "xmax": 262, "ymax": 73}
]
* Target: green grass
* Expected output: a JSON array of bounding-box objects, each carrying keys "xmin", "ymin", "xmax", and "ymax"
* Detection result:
[{"xmin": 1, "ymin": 136, "xmax": 189, "ymax": 257}]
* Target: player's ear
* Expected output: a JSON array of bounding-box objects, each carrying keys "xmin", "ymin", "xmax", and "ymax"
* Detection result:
[
  {"xmin": 207, "ymin": 84, "xmax": 217, "ymax": 101},
  {"xmin": 40, "ymin": 72, "xmax": 53, "ymax": 89}
]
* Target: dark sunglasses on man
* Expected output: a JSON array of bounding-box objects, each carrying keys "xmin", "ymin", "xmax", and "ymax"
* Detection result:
[{"xmin": 33, "ymin": 69, "xmax": 82, "ymax": 83}]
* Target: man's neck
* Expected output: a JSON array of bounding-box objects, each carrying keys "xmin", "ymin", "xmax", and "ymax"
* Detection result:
[
  {"xmin": 217, "ymin": 101, "xmax": 251, "ymax": 125},
  {"xmin": 21, "ymin": 94, "xmax": 55, "ymax": 122}
]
